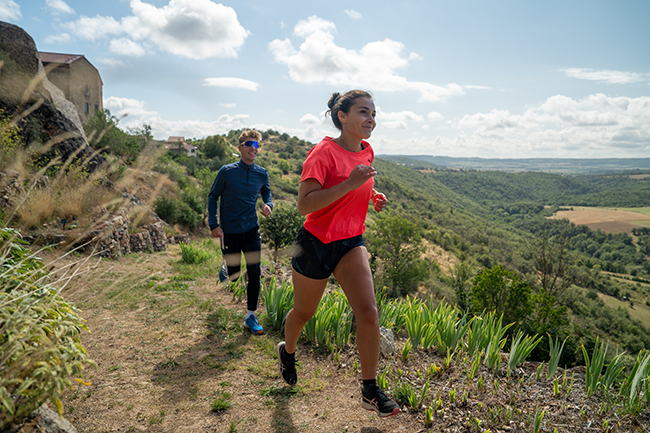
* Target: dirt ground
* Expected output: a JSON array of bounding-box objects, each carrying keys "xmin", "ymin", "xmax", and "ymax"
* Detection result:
[
  {"xmin": 49, "ymin": 246, "xmax": 423, "ymax": 433},
  {"xmin": 27, "ymin": 245, "xmax": 649, "ymax": 433}
]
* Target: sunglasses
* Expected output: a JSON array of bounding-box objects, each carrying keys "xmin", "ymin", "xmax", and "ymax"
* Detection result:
[{"xmin": 241, "ymin": 140, "xmax": 259, "ymax": 148}]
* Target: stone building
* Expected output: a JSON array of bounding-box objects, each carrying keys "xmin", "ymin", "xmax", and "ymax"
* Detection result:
[
  {"xmin": 165, "ymin": 136, "xmax": 197, "ymax": 157},
  {"xmin": 38, "ymin": 52, "xmax": 103, "ymax": 125}
]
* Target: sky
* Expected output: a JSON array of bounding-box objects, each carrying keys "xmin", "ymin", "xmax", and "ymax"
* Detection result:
[{"xmin": 2, "ymin": 0, "xmax": 650, "ymax": 159}]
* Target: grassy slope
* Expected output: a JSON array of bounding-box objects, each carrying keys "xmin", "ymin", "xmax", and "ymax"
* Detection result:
[{"xmin": 51, "ymin": 245, "xmax": 647, "ymax": 433}]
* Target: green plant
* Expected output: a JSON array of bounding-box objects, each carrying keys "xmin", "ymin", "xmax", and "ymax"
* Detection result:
[
  {"xmin": 433, "ymin": 303, "xmax": 469, "ymax": 354},
  {"xmin": 467, "ymin": 311, "xmax": 511, "ymax": 357},
  {"xmin": 259, "ymin": 201, "xmax": 304, "ymax": 261},
  {"xmin": 533, "ymin": 408, "xmax": 545, "ymax": 433},
  {"xmin": 401, "ymin": 338, "xmax": 413, "ymax": 362},
  {"xmin": 377, "ymin": 367, "xmax": 389, "ymax": 390},
  {"xmin": 179, "ymin": 241, "xmax": 214, "ymax": 264},
  {"xmin": 619, "ymin": 349, "xmax": 650, "ymax": 414},
  {"xmin": 262, "ymin": 277, "xmax": 294, "ymax": 332},
  {"xmin": 302, "ymin": 289, "xmax": 353, "ymax": 352},
  {"xmin": 507, "ymin": 331, "xmax": 542, "ymax": 376},
  {"xmin": 582, "ymin": 336, "xmax": 607, "ymax": 398},
  {"xmin": 546, "ymin": 335, "xmax": 567, "ymax": 379},
  {"xmin": 407, "ymin": 379, "xmax": 429, "ymax": 411},
  {"xmin": 424, "ymin": 406, "xmax": 434, "ymax": 427},
  {"xmin": 211, "ymin": 390, "xmax": 233, "ymax": 412},
  {"xmin": 0, "ymin": 228, "xmax": 95, "ymax": 427}
]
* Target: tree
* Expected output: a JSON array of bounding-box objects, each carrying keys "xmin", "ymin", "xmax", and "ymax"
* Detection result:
[
  {"xmin": 259, "ymin": 201, "xmax": 304, "ymax": 261},
  {"xmin": 451, "ymin": 262, "xmax": 473, "ymax": 312},
  {"xmin": 534, "ymin": 229, "xmax": 574, "ymax": 299},
  {"xmin": 471, "ymin": 264, "xmax": 532, "ymax": 331},
  {"xmin": 367, "ymin": 213, "xmax": 431, "ymax": 297},
  {"xmin": 85, "ymin": 109, "xmax": 140, "ymax": 162},
  {"xmin": 202, "ymin": 135, "xmax": 230, "ymax": 160}
]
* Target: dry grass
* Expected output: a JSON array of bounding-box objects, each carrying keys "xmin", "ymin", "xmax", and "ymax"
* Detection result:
[
  {"xmin": 21, "ymin": 246, "xmax": 646, "ymax": 433},
  {"xmin": 550, "ymin": 206, "xmax": 650, "ymax": 235}
]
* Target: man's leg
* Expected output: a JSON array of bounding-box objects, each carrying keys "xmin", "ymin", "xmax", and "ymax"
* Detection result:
[
  {"xmin": 222, "ymin": 232, "xmax": 242, "ymax": 282},
  {"xmin": 242, "ymin": 228, "xmax": 262, "ymax": 312},
  {"xmin": 242, "ymin": 228, "xmax": 263, "ymax": 335}
]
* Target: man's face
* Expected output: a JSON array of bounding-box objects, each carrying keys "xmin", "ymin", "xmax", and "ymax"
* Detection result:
[{"xmin": 238, "ymin": 139, "xmax": 259, "ymax": 165}]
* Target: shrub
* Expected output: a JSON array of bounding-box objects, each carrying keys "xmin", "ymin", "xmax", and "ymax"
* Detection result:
[
  {"xmin": 259, "ymin": 201, "xmax": 304, "ymax": 261},
  {"xmin": 0, "ymin": 228, "xmax": 94, "ymax": 427},
  {"xmin": 155, "ymin": 195, "xmax": 178, "ymax": 224},
  {"xmin": 179, "ymin": 241, "xmax": 214, "ymax": 264},
  {"xmin": 176, "ymin": 201, "xmax": 202, "ymax": 230}
]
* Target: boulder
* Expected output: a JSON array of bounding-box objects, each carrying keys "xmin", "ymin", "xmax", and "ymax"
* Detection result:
[{"xmin": 380, "ymin": 326, "xmax": 395, "ymax": 358}]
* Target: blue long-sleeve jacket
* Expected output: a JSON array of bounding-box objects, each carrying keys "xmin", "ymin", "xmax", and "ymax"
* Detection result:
[{"xmin": 207, "ymin": 160, "xmax": 273, "ymax": 234}]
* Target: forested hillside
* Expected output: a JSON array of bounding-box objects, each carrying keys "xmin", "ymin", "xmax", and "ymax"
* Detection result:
[{"xmin": 147, "ymin": 124, "xmax": 650, "ymax": 369}]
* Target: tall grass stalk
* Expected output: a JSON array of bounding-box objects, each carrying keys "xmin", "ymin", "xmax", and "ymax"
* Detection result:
[
  {"xmin": 179, "ymin": 241, "xmax": 215, "ymax": 264},
  {"xmin": 619, "ymin": 349, "xmax": 650, "ymax": 414},
  {"xmin": 403, "ymin": 297, "xmax": 427, "ymax": 349},
  {"xmin": 507, "ymin": 332, "xmax": 542, "ymax": 376},
  {"xmin": 467, "ymin": 311, "xmax": 511, "ymax": 357},
  {"xmin": 0, "ymin": 228, "xmax": 96, "ymax": 426},
  {"xmin": 262, "ymin": 277, "xmax": 294, "ymax": 332},
  {"xmin": 546, "ymin": 335, "xmax": 567, "ymax": 379},
  {"xmin": 581, "ymin": 337, "xmax": 607, "ymax": 398},
  {"xmin": 434, "ymin": 306, "xmax": 469, "ymax": 354}
]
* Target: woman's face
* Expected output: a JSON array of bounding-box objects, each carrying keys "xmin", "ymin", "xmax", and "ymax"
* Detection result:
[{"xmin": 338, "ymin": 97, "xmax": 376, "ymax": 140}]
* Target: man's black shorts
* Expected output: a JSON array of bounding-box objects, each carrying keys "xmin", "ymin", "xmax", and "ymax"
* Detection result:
[{"xmin": 291, "ymin": 227, "xmax": 365, "ymax": 280}]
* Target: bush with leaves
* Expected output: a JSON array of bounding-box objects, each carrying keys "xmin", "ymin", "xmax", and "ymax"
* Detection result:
[
  {"xmin": 84, "ymin": 109, "xmax": 141, "ymax": 162},
  {"xmin": 367, "ymin": 212, "xmax": 431, "ymax": 297},
  {"xmin": 0, "ymin": 228, "xmax": 94, "ymax": 427},
  {"xmin": 470, "ymin": 264, "xmax": 532, "ymax": 333},
  {"xmin": 259, "ymin": 201, "xmax": 304, "ymax": 261}
]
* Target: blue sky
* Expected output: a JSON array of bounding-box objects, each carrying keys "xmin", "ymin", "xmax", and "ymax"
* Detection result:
[{"xmin": 3, "ymin": 0, "xmax": 650, "ymax": 158}]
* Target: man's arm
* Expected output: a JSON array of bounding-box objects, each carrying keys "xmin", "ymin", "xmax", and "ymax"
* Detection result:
[
  {"xmin": 207, "ymin": 168, "xmax": 225, "ymax": 231},
  {"xmin": 259, "ymin": 171, "xmax": 273, "ymax": 217}
]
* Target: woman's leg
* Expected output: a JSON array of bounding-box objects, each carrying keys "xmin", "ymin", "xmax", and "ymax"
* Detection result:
[
  {"xmin": 333, "ymin": 246, "xmax": 379, "ymax": 380},
  {"xmin": 283, "ymin": 270, "xmax": 328, "ymax": 353}
]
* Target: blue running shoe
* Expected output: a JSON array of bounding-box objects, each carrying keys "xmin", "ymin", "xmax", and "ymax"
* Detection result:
[
  {"xmin": 218, "ymin": 263, "xmax": 228, "ymax": 283},
  {"xmin": 244, "ymin": 315, "xmax": 264, "ymax": 335}
]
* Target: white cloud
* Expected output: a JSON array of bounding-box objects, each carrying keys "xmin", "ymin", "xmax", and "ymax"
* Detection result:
[
  {"xmin": 203, "ymin": 78, "xmax": 259, "ymax": 91},
  {"xmin": 122, "ymin": 0, "xmax": 249, "ymax": 59},
  {"xmin": 109, "ymin": 38, "xmax": 146, "ymax": 56},
  {"xmin": 451, "ymin": 93, "xmax": 650, "ymax": 157},
  {"xmin": 344, "ymin": 9, "xmax": 363, "ymax": 20},
  {"xmin": 64, "ymin": 15, "xmax": 122, "ymax": 41},
  {"xmin": 382, "ymin": 121, "xmax": 408, "ymax": 130},
  {"xmin": 379, "ymin": 110, "xmax": 423, "ymax": 122},
  {"xmin": 220, "ymin": 103, "xmax": 236, "ymax": 108},
  {"xmin": 104, "ymin": 96, "xmax": 250, "ymax": 138},
  {"xmin": 0, "ymin": 0, "xmax": 21, "ymax": 20},
  {"xmin": 428, "ymin": 112, "xmax": 442, "ymax": 121},
  {"xmin": 268, "ymin": 16, "xmax": 470, "ymax": 102},
  {"xmin": 565, "ymin": 68, "xmax": 650, "ymax": 84},
  {"xmin": 61, "ymin": 0, "xmax": 249, "ymax": 59},
  {"xmin": 97, "ymin": 58, "xmax": 128, "ymax": 68},
  {"xmin": 46, "ymin": 0, "xmax": 74, "ymax": 15},
  {"xmin": 300, "ymin": 113, "xmax": 321, "ymax": 125},
  {"xmin": 44, "ymin": 33, "xmax": 72, "ymax": 44}
]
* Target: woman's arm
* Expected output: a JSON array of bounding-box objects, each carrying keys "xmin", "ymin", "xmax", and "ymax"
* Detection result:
[{"xmin": 297, "ymin": 164, "xmax": 377, "ymax": 215}]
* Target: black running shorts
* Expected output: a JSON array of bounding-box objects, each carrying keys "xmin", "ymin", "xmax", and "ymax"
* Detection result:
[{"xmin": 291, "ymin": 227, "xmax": 365, "ymax": 280}]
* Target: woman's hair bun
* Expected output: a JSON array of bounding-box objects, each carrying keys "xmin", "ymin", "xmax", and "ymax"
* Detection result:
[{"xmin": 327, "ymin": 92, "xmax": 341, "ymax": 110}]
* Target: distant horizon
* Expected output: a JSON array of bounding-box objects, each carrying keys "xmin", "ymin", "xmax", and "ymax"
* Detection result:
[{"xmin": 377, "ymin": 154, "xmax": 650, "ymax": 161}]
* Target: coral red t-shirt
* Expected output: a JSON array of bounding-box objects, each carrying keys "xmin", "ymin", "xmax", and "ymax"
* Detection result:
[{"xmin": 301, "ymin": 136, "xmax": 374, "ymax": 243}]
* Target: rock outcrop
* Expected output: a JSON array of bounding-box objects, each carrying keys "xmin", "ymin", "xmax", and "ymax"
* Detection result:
[{"xmin": 0, "ymin": 20, "xmax": 103, "ymax": 173}]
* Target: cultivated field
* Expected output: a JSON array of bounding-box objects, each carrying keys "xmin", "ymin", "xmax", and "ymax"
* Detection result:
[{"xmin": 550, "ymin": 206, "xmax": 650, "ymax": 235}]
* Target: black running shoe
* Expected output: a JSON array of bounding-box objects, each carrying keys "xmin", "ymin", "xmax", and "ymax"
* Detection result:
[
  {"xmin": 361, "ymin": 384, "xmax": 401, "ymax": 417},
  {"xmin": 276, "ymin": 341, "xmax": 297, "ymax": 385}
]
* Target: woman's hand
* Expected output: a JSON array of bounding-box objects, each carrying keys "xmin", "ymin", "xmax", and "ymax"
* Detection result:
[
  {"xmin": 372, "ymin": 190, "xmax": 387, "ymax": 212},
  {"xmin": 346, "ymin": 164, "xmax": 377, "ymax": 190}
]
